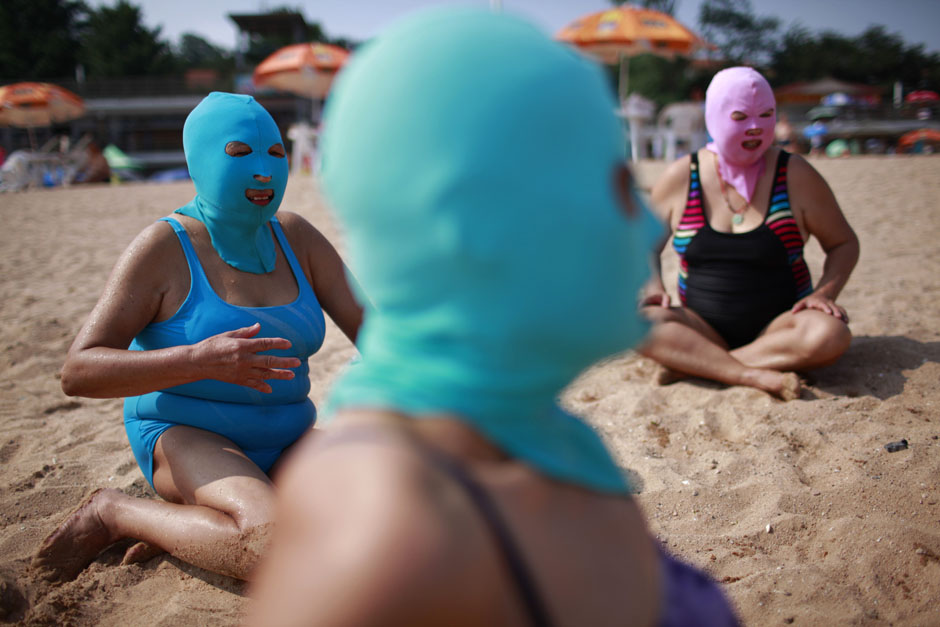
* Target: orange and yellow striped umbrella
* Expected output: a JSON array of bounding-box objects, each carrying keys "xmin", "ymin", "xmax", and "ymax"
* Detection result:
[
  {"xmin": 253, "ymin": 42, "xmax": 350, "ymax": 99},
  {"xmin": 557, "ymin": 6, "xmax": 708, "ymax": 65},
  {"xmin": 557, "ymin": 6, "xmax": 710, "ymax": 102},
  {"xmin": 0, "ymin": 82, "xmax": 85, "ymax": 128}
]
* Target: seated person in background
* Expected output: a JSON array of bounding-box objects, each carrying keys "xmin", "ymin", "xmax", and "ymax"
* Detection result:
[
  {"xmin": 641, "ymin": 67, "xmax": 859, "ymax": 400},
  {"xmin": 774, "ymin": 112, "xmax": 795, "ymax": 149},
  {"xmin": 31, "ymin": 92, "xmax": 362, "ymax": 582},
  {"xmin": 75, "ymin": 140, "xmax": 110, "ymax": 183},
  {"xmin": 248, "ymin": 8, "xmax": 737, "ymax": 626}
]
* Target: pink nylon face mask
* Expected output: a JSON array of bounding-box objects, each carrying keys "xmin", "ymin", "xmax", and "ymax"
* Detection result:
[{"xmin": 705, "ymin": 67, "xmax": 776, "ymax": 202}]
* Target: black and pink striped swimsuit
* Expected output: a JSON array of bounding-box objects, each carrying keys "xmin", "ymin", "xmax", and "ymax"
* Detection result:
[{"xmin": 671, "ymin": 151, "xmax": 812, "ymax": 348}]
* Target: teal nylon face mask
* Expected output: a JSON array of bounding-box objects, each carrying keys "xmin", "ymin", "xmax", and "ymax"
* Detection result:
[
  {"xmin": 177, "ymin": 92, "xmax": 288, "ymax": 273},
  {"xmin": 320, "ymin": 7, "xmax": 662, "ymax": 493}
]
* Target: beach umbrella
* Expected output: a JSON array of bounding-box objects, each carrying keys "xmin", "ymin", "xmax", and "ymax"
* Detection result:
[
  {"xmin": 825, "ymin": 138, "xmax": 849, "ymax": 158},
  {"xmin": 103, "ymin": 144, "xmax": 143, "ymax": 170},
  {"xmin": 252, "ymin": 42, "xmax": 350, "ymax": 99},
  {"xmin": 802, "ymin": 121, "xmax": 828, "ymax": 139},
  {"xmin": 897, "ymin": 128, "xmax": 940, "ymax": 149},
  {"xmin": 0, "ymin": 82, "xmax": 85, "ymax": 149},
  {"xmin": 821, "ymin": 92, "xmax": 852, "ymax": 107},
  {"xmin": 807, "ymin": 105, "xmax": 839, "ymax": 121},
  {"xmin": 904, "ymin": 90, "xmax": 939, "ymax": 104},
  {"xmin": 556, "ymin": 6, "xmax": 709, "ymax": 103}
]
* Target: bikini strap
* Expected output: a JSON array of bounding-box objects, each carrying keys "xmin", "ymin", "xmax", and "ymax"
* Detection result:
[
  {"xmin": 419, "ymin": 442, "xmax": 553, "ymax": 627},
  {"xmin": 314, "ymin": 426, "xmax": 554, "ymax": 627}
]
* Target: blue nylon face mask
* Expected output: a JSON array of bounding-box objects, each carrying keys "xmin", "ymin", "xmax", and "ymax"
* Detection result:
[
  {"xmin": 177, "ymin": 92, "xmax": 289, "ymax": 273},
  {"xmin": 320, "ymin": 7, "xmax": 662, "ymax": 493}
]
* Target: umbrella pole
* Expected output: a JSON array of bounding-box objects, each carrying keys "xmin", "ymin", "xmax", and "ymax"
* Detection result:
[
  {"xmin": 27, "ymin": 126, "xmax": 37, "ymax": 151},
  {"xmin": 618, "ymin": 53, "xmax": 640, "ymax": 162},
  {"xmin": 618, "ymin": 53, "xmax": 630, "ymax": 104}
]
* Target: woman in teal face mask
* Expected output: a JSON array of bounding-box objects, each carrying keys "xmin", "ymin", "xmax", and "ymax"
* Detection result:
[
  {"xmin": 32, "ymin": 93, "xmax": 362, "ymax": 581},
  {"xmin": 250, "ymin": 8, "xmax": 737, "ymax": 626}
]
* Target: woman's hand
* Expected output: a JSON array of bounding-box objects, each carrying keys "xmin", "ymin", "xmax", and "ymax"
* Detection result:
[
  {"xmin": 639, "ymin": 291, "xmax": 671, "ymax": 308},
  {"xmin": 792, "ymin": 294, "xmax": 848, "ymax": 323},
  {"xmin": 191, "ymin": 323, "xmax": 301, "ymax": 393}
]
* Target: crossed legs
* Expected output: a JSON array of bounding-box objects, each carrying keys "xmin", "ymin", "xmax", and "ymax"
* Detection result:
[
  {"xmin": 639, "ymin": 305, "xmax": 851, "ymax": 399},
  {"xmin": 32, "ymin": 426, "xmax": 277, "ymax": 581}
]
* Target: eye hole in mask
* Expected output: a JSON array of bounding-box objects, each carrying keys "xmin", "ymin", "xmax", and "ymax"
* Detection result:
[
  {"xmin": 730, "ymin": 108, "xmax": 775, "ymax": 121},
  {"xmin": 225, "ymin": 141, "xmax": 252, "ymax": 157},
  {"xmin": 224, "ymin": 141, "xmax": 287, "ymax": 159}
]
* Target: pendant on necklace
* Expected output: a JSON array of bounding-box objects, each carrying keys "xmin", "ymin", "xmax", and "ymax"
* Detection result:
[{"xmin": 732, "ymin": 213, "xmax": 744, "ymax": 225}]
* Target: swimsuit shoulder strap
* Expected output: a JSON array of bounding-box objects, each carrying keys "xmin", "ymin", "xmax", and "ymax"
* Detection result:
[
  {"xmin": 269, "ymin": 216, "xmax": 316, "ymax": 298},
  {"xmin": 158, "ymin": 216, "xmax": 211, "ymax": 293},
  {"xmin": 764, "ymin": 150, "xmax": 792, "ymax": 224},
  {"xmin": 675, "ymin": 152, "xmax": 706, "ymax": 235}
]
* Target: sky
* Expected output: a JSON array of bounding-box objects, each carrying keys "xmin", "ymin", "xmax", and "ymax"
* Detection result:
[
  {"xmin": 88, "ymin": 0, "xmax": 940, "ymax": 54},
  {"xmin": 89, "ymin": 0, "xmax": 940, "ymax": 52}
]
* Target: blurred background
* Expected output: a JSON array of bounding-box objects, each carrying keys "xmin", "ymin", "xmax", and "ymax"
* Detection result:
[{"xmin": 1, "ymin": 0, "xmax": 938, "ymax": 190}]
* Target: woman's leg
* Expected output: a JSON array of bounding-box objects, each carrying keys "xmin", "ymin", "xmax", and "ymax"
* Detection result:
[
  {"xmin": 731, "ymin": 309, "xmax": 851, "ymax": 372},
  {"xmin": 32, "ymin": 426, "xmax": 276, "ymax": 581},
  {"xmin": 639, "ymin": 306, "xmax": 800, "ymax": 399}
]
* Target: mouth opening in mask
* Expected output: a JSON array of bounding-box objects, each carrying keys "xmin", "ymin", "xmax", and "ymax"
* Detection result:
[{"xmin": 245, "ymin": 189, "xmax": 275, "ymax": 205}]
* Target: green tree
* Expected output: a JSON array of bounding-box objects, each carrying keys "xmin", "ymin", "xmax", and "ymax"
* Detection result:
[
  {"xmin": 78, "ymin": 0, "xmax": 175, "ymax": 77},
  {"xmin": 0, "ymin": 0, "xmax": 87, "ymax": 80},
  {"xmin": 769, "ymin": 25, "xmax": 940, "ymax": 92},
  {"xmin": 176, "ymin": 33, "xmax": 233, "ymax": 74},
  {"xmin": 698, "ymin": 0, "xmax": 779, "ymax": 66}
]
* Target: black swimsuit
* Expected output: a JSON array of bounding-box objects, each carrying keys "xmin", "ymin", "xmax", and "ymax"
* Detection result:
[{"xmin": 672, "ymin": 151, "xmax": 813, "ymax": 348}]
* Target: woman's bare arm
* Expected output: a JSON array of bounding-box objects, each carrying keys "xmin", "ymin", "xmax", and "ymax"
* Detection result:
[
  {"xmin": 280, "ymin": 212, "xmax": 363, "ymax": 344},
  {"xmin": 788, "ymin": 155, "xmax": 860, "ymax": 313},
  {"xmin": 642, "ymin": 156, "xmax": 690, "ymax": 306},
  {"xmin": 61, "ymin": 222, "xmax": 299, "ymax": 398}
]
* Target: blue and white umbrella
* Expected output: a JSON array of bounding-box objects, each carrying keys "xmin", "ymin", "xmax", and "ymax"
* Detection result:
[
  {"xmin": 803, "ymin": 121, "xmax": 828, "ymax": 138},
  {"xmin": 821, "ymin": 92, "xmax": 852, "ymax": 106}
]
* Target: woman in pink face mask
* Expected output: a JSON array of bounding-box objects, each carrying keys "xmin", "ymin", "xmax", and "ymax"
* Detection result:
[{"xmin": 640, "ymin": 67, "xmax": 859, "ymax": 399}]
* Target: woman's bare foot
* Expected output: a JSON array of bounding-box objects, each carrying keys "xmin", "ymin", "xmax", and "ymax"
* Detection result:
[
  {"xmin": 742, "ymin": 369, "xmax": 801, "ymax": 401},
  {"xmin": 31, "ymin": 489, "xmax": 121, "ymax": 582}
]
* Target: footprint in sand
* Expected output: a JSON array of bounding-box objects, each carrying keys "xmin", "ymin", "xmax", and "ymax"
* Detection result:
[
  {"xmin": 0, "ymin": 438, "xmax": 20, "ymax": 464},
  {"xmin": 0, "ymin": 572, "xmax": 28, "ymax": 623},
  {"xmin": 42, "ymin": 401, "xmax": 82, "ymax": 415}
]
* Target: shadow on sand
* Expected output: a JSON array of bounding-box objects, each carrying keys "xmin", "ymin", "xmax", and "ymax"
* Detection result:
[{"xmin": 808, "ymin": 335, "xmax": 940, "ymax": 400}]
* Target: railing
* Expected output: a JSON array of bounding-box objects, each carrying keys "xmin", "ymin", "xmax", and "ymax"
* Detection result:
[{"xmin": 0, "ymin": 75, "xmax": 236, "ymax": 99}]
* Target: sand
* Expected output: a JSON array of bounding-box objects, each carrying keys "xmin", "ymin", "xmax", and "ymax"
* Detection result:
[{"xmin": 1, "ymin": 155, "xmax": 938, "ymax": 625}]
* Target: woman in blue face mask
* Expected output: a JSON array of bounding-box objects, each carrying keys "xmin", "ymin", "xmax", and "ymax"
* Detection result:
[
  {"xmin": 32, "ymin": 93, "xmax": 362, "ymax": 581},
  {"xmin": 249, "ymin": 8, "xmax": 737, "ymax": 626}
]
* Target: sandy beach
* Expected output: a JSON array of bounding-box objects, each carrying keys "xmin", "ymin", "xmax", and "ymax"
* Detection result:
[{"xmin": 1, "ymin": 154, "xmax": 938, "ymax": 625}]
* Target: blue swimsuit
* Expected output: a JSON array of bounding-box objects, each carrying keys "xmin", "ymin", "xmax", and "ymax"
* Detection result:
[{"xmin": 123, "ymin": 217, "xmax": 325, "ymax": 487}]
